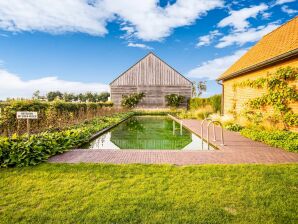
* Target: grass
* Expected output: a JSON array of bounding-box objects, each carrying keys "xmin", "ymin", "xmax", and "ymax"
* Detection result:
[{"xmin": 1, "ymin": 163, "xmax": 298, "ymax": 224}]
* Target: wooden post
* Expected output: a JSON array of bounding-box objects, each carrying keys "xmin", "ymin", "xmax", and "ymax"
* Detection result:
[
  {"xmin": 27, "ymin": 118, "xmax": 30, "ymax": 136},
  {"xmin": 17, "ymin": 119, "xmax": 20, "ymax": 136}
]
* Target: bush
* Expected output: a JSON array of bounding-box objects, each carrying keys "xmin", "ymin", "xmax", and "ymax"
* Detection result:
[
  {"xmin": 121, "ymin": 92, "xmax": 145, "ymax": 108},
  {"xmin": 189, "ymin": 94, "xmax": 221, "ymax": 112},
  {"xmin": 189, "ymin": 98, "xmax": 210, "ymax": 110},
  {"xmin": 177, "ymin": 106, "xmax": 213, "ymax": 120},
  {"xmin": 226, "ymin": 124, "xmax": 244, "ymax": 132},
  {"xmin": 0, "ymin": 112, "xmax": 133, "ymax": 167},
  {"xmin": 240, "ymin": 128, "xmax": 298, "ymax": 152},
  {"xmin": 209, "ymin": 94, "xmax": 221, "ymax": 113},
  {"xmin": 165, "ymin": 94, "xmax": 185, "ymax": 108}
]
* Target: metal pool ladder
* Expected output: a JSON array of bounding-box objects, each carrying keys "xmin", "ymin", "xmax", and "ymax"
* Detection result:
[{"xmin": 201, "ymin": 118, "xmax": 225, "ymax": 150}]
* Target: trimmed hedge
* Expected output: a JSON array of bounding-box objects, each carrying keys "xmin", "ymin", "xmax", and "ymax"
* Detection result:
[
  {"xmin": 190, "ymin": 94, "xmax": 221, "ymax": 112},
  {"xmin": 0, "ymin": 112, "xmax": 133, "ymax": 167},
  {"xmin": 0, "ymin": 100, "xmax": 114, "ymax": 136}
]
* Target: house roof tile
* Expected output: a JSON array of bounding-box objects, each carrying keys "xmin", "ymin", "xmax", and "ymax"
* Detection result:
[{"xmin": 217, "ymin": 16, "xmax": 298, "ymax": 80}]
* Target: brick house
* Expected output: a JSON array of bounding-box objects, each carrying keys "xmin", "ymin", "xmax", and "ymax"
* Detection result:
[{"xmin": 217, "ymin": 17, "xmax": 298, "ymax": 119}]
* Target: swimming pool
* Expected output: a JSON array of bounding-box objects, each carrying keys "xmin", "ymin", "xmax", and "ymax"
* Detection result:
[{"xmin": 83, "ymin": 115, "xmax": 214, "ymax": 150}]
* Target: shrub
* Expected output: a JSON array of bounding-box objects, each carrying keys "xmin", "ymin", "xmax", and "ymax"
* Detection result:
[
  {"xmin": 209, "ymin": 113, "xmax": 235, "ymax": 126},
  {"xmin": 189, "ymin": 94, "xmax": 221, "ymax": 112},
  {"xmin": 209, "ymin": 94, "xmax": 221, "ymax": 113},
  {"xmin": 189, "ymin": 98, "xmax": 210, "ymax": 110},
  {"xmin": 121, "ymin": 92, "xmax": 145, "ymax": 108},
  {"xmin": 226, "ymin": 124, "xmax": 244, "ymax": 132},
  {"xmin": 177, "ymin": 106, "xmax": 213, "ymax": 120},
  {"xmin": 240, "ymin": 128, "xmax": 298, "ymax": 152},
  {"xmin": 0, "ymin": 112, "xmax": 133, "ymax": 167},
  {"xmin": 165, "ymin": 94, "xmax": 185, "ymax": 108}
]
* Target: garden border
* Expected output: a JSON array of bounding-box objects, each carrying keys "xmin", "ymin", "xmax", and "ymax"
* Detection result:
[{"xmin": 87, "ymin": 114, "xmax": 134, "ymax": 142}]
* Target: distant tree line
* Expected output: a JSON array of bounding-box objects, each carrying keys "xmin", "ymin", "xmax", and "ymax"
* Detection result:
[{"xmin": 32, "ymin": 90, "xmax": 110, "ymax": 102}]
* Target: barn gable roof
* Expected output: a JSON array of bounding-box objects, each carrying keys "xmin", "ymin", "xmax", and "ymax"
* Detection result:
[
  {"xmin": 217, "ymin": 16, "xmax": 298, "ymax": 81},
  {"xmin": 110, "ymin": 52, "xmax": 192, "ymax": 86}
]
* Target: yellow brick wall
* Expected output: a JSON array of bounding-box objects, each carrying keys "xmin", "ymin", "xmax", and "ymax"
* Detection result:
[{"xmin": 223, "ymin": 58, "xmax": 298, "ymax": 116}]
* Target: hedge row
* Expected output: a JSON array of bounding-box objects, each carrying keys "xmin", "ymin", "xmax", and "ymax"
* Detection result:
[
  {"xmin": 0, "ymin": 112, "xmax": 133, "ymax": 167},
  {"xmin": 189, "ymin": 94, "xmax": 221, "ymax": 112},
  {"xmin": 0, "ymin": 100, "xmax": 115, "ymax": 136}
]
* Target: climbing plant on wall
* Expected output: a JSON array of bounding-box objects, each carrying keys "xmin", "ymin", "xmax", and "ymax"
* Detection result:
[
  {"xmin": 121, "ymin": 92, "xmax": 145, "ymax": 108},
  {"xmin": 232, "ymin": 66, "xmax": 298, "ymax": 129}
]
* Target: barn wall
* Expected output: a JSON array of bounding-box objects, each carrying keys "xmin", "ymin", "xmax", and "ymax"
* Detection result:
[{"xmin": 111, "ymin": 85, "xmax": 192, "ymax": 108}]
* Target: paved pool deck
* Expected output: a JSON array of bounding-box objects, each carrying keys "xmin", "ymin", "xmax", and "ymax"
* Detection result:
[{"xmin": 48, "ymin": 119, "xmax": 298, "ymax": 165}]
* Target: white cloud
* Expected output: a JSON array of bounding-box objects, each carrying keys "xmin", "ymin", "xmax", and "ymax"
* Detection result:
[
  {"xmin": 216, "ymin": 23, "xmax": 279, "ymax": 48},
  {"xmin": 127, "ymin": 42, "xmax": 153, "ymax": 50},
  {"xmin": 0, "ymin": 0, "xmax": 111, "ymax": 36},
  {"xmin": 120, "ymin": 26, "xmax": 135, "ymax": 39},
  {"xmin": 104, "ymin": 0, "xmax": 223, "ymax": 41},
  {"xmin": 275, "ymin": 0, "xmax": 296, "ymax": 5},
  {"xmin": 262, "ymin": 12, "xmax": 272, "ymax": 19},
  {"xmin": 281, "ymin": 5, "xmax": 298, "ymax": 14},
  {"xmin": 0, "ymin": 69, "xmax": 109, "ymax": 100},
  {"xmin": 196, "ymin": 30, "xmax": 221, "ymax": 47},
  {"xmin": 218, "ymin": 4, "xmax": 269, "ymax": 31},
  {"xmin": 0, "ymin": 0, "xmax": 223, "ymax": 41},
  {"xmin": 187, "ymin": 49, "xmax": 247, "ymax": 79}
]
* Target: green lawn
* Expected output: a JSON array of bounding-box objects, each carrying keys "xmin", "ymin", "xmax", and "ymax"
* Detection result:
[{"xmin": 1, "ymin": 164, "xmax": 297, "ymax": 224}]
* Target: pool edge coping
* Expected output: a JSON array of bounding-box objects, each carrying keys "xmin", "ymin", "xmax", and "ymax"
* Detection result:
[
  {"xmin": 87, "ymin": 114, "xmax": 134, "ymax": 142},
  {"xmin": 167, "ymin": 114, "xmax": 219, "ymax": 150}
]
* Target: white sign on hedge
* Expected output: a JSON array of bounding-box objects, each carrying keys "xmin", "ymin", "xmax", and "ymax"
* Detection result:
[{"xmin": 16, "ymin": 111, "xmax": 38, "ymax": 119}]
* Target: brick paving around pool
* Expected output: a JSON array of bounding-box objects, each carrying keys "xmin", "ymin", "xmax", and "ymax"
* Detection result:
[{"xmin": 48, "ymin": 119, "xmax": 298, "ymax": 165}]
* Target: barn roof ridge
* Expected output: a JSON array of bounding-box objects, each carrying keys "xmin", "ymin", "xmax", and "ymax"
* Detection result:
[{"xmin": 109, "ymin": 52, "xmax": 192, "ymax": 85}]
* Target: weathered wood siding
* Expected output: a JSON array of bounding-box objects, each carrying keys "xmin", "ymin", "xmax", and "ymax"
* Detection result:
[{"xmin": 110, "ymin": 53, "xmax": 192, "ymax": 108}]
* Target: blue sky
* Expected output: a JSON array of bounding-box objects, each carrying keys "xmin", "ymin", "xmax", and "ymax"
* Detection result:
[{"xmin": 0, "ymin": 0, "xmax": 297, "ymax": 99}]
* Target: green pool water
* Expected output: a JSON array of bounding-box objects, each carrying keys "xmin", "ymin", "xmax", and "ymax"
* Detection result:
[{"xmin": 84, "ymin": 116, "xmax": 213, "ymax": 150}]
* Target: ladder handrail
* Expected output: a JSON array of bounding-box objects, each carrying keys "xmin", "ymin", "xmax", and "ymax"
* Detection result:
[
  {"xmin": 201, "ymin": 118, "xmax": 212, "ymax": 149},
  {"xmin": 207, "ymin": 120, "xmax": 224, "ymax": 150}
]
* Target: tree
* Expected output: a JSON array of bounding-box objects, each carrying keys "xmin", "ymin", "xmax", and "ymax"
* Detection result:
[
  {"xmin": 98, "ymin": 92, "xmax": 110, "ymax": 102},
  {"xmin": 85, "ymin": 92, "xmax": 97, "ymax": 102},
  {"xmin": 78, "ymin": 93, "xmax": 85, "ymax": 102},
  {"xmin": 44, "ymin": 91, "xmax": 110, "ymax": 102},
  {"xmin": 46, "ymin": 91, "xmax": 63, "ymax": 101},
  {"xmin": 32, "ymin": 90, "xmax": 41, "ymax": 99},
  {"xmin": 63, "ymin": 93, "xmax": 75, "ymax": 102},
  {"xmin": 197, "ymin": 81, "xmax": 207, "ymax": 97},
  {"xmin": 192, "ymin": 81, "xmax": 197, "ymax": 97}
]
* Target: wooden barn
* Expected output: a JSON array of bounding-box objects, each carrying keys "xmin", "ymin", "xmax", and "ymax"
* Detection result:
[{"xmin": 110, "ymin": 52, "xmax": 192, "ymax": 108}]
